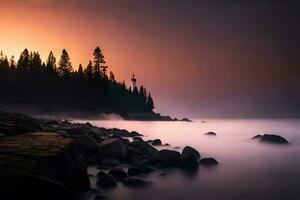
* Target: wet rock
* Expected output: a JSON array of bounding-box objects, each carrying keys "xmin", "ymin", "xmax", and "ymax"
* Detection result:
[
  {"xmin": 146, "ymin": 140, "xmax": 153, "ymax": 143},
  {"xmin": 177, "ymin": 155, "xmax": 199, "ymax": 170},
  {"xmin": 84, "ymin": 188, "xmax": 107, "ymax": 200},
  {"xmin": 0, "ymin": 174, "xmax": 78, "ymax": 200},
  {"xmin": 129, "ymin": 155, "xmax": 144, "ymax": 163},
  {"xmin": 95, "ymin": 195, "xmax": 108, "ymax": 200},
  {"xmin": 163, "ymin": 143, "xmax": 170, "ymax": 146},
  {"xmin": 74, "ymin": 135, "xmax": 99, "ymax": 155},
  {"xmin": 133, "ymin": 136, "xmax": 144, "ymax": 141},
  {"xmin": 122, "ymin": 177, "xmax": 151, "ymax": 187},
  {"xmin": 252, "ymin": 135, "xmax": 263, "ymax": 140},
  {"xmin": 152, "ymin": 149, "xmax": 181, "ymax": 166},
  {"xmin": 108, "ymin": 168, "xmax": 127, "ymax": 181},
  {"xmin": 96, "ymin": 171, "xmax": 117, "ymax": 188},
  {"xmin": 132, "ymin": 161, "xmax": 155, "ymax": 173},
  {"xmin": 109, "ymin": 128, "xmax": 143, "ymax": 137},
  {"xmin": 0, "ymin": 132, "xmax": 90, "ymax": 191},
  {"xmin": 260, "ymin": 134, "xmax": 289, "ymax": 144},
  {"xmin": 129, "ymin": 140, "xmax": 158, "ymax": 156},
  {"xmin": 159, "ymin": 172, "xmax": 166, "ymax": 176},
  {"xmin": 128, "ymin": 167, "xmax": 146, "ymax": 176},
  {"xmin": 99, "ymin": 158, "xmax": 120, "ymax": 167},
  {"xmin": 181, "ymin": 118, "xmax": 192, "ymax": 122},
  {"xmin": 199, "ymin": 158, "xmax": 219, "ymax": 166},
  {"xmin": 152, "ymin": 139, "xmax": 162, "ymax": 146},
  {"xmin": 98, "ymin": 138, "xmax": 127, "ymax": 159},
  {"xmin": 205, "ymin": 132, "xmax": 217, "ymax": 136},
  {"xmin": 182, "ymin": 146, "xmax": 201, "ymax": 160}
]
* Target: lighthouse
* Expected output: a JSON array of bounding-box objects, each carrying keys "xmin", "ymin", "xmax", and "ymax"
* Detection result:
[{"xmin": 131, "ymin": 74, "xmax": 137, "ymax": 90}]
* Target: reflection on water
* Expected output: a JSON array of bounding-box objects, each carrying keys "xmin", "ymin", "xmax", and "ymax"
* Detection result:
[{"xmin": 77, "ymin": 119, "xmax": 300, "ymax": 200}]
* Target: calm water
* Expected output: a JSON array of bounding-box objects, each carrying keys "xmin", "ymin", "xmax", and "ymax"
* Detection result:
[{"xmin": 76, "ymin": 119, "xmax": 300, "ymax": 200}]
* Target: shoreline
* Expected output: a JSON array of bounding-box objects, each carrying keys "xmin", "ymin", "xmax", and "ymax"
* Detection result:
[{"xmin": 0, "ymin": 111, "xmax": 205, "ymax": 200}]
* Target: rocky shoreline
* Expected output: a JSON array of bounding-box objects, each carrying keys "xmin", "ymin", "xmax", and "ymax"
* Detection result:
[{"xmin": 0, "ymin": 111, "xmax": 206, "ymax": 200}]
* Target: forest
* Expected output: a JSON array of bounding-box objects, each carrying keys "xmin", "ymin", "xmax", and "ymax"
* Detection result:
[{"xmin": 0, "ymin": 47, "xmax": 155, "ymax": 115}]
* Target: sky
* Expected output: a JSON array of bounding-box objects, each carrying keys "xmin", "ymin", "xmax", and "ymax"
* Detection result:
[{"xmin": 1, "ymin": 0, "xmax": 299, "ymax": 118}]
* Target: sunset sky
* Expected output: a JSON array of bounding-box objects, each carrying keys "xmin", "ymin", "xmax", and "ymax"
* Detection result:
[{"xmin": 1, "ymin": 0, "xmax": 299, "ymax": 118}]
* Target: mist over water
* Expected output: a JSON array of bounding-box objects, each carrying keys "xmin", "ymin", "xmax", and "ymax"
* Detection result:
[{"xmin": 76, "ymin": 119, "xmax": 300, "ymax": 200}]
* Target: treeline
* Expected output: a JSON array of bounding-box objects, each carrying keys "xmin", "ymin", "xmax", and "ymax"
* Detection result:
[{"xmin": 0, "ymin": 47, "xmax": 154, "ymax": 114}]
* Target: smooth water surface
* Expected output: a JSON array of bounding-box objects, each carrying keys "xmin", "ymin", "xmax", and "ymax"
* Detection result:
[{"xmin": 76, "ymin": 119, "xmax": 300, "ymax": 200}]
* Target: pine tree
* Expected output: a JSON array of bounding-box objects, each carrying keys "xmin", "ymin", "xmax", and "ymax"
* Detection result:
[
  {"xmin": 109, "ymin": 71, "xmax": 115, "ymax": 82},
  {"xmin": 9, "ymin": 56, "xmax": 16, "ymax": 70},
  {"xmin": 146, "ymin": 93, "xmax": 154, "ymax": 111},
  {"xmin": 17, "ymin": 48, "xmax": 30, "ymax": 72},
  {"xmin": 85, "ymin": 60, "xmax": 93, "ymax": 80},
  {"xmin": 78, "ymin": 64, "xmax": 84, "ymax": 78},
  {"xmin": 46, "ymin": 51, "xmax": 56, "ymax": 74},
  {"xmin": 58, "ymin": 49, "xmax": 73, "ymax": 77},
  {"xmin": 93, "ymin": 46, "xmax": 106, "ymax": 78}
]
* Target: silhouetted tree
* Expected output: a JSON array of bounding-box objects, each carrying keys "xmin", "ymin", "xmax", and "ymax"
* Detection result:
[
  {"xmin": 93, "ymin": 46, "xmax": 105, "ymax": 78},
  {"xmin": 85, "ymin": 60, "xmax": 93, "ymax": 80},
  {"xmin": 17, "ymin": 49, "xmax": 30, "ymax": 72},
  {"xmin": 78, "ymin": 64, "xmax": 84, "ymax": 78},
  {"xmin": 46, "ymin": 51, "xmax": 56, "ymax": 74},
  {"xmin": 58, "ymin": 49, "xmax": 73, "ymax": 77},
  {"xmin": 146, "ymin": 93, "xmax": 154, "ymax": 111},
  {"xmin": 109, "ymin": 71, "xmax": 115, "ymax": 82}
]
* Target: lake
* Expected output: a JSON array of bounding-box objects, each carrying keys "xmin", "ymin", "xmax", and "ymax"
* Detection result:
[{"xmin": 76, "ymin": 119, "xmax": 300, "ymax": 200}]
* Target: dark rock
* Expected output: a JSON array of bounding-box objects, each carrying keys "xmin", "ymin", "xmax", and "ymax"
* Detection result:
[
  {"xmin": 132, "ymin": 161, "xmax": 155, "ymax": 172},
  {"xmin": 260, "ymin": 134, "xmax": 289, "ymax": 144},
  {"xmin": 199, "ymin": 158, "xmax": 219, "ymax": 166},
  {"xmin": 128, "ymin": 167, "xmax": 146, "ymax": 176},
  {"xmin": 98, "ymin": 138, "xmax": 127, "ymax": 159},
  {"xmin": 99, "ymin": 158, "xmax": 120, "ymax": 167},
  {"xmin": 205, "ymin": 132, "xmax": 217, "ymax": 136},
  {"xmin": 164, "ymin": 143, "xmax": 170, "ymax": 146},
  {"xmin": 128, "ymin": 155, "xmax": 144, "ymax": 163},
  {"xmin": 152, "ymin": 139, "xmax": 162, "ymax": 146},
  {"xmin": 146, "ymin": 140, "xmax": 153, "ymax": 143},
  {"xmin": 159, "ymin": 172, "xmax": 166, "ymax": 176},
  {"xmin": 127, "ymin": 146, "xmax": 143, "ymax": 158},
  {"xmin": 252, "ymin": 134, "xmax": 262, "ymax": 140},
  {"xmin": 133, "ymin": 136, "xmax": 144, "ymax": 141},
  {"xmin": 96, "ymin": 171, "xmax": 117, "ymax": 188},
  {"xmin": 109, "ymin": 128, "xmax": 143, "ymax": 137},
  {"xmin": 181, "ymin": 118, "xmax": 192, "ymax": 122},
  {"xmin": 177, "ymin": 155, "xmax": 199, "ymax": 170},
  {"xmin": 122, "ymin": 177, "xmax": 151, "ymax": 187},
  {"xmin": 129, "ymin": 140, "xmax": 158, "ymax": 156},
  {"xmin": 108, "ymin": 168, "xmax": 127, "ymax": 181},
  {"xmin": 0, "ymin": 132, "xmax": 90, "ymax": 191},
  {"xmin": 95, "ymin": 195, "xmax": 108, "ymax": 200},
  {"xmin": 152, "ymin": 149, "xmax": 181, "ymax": 166},
  {"xmin": 0, "ymin": 174, "xmax": 79, "ymax": 200},
  {"xmin": 74, "ymin": 135, "xmax": 99, "ymax": 155},
  {"xmin": 182, "ymin": 146, "xmax": 201, "ymax": 160},
  {"xmin": 84, "ymin": 188, "xmax": 107, "ymax": 200}
]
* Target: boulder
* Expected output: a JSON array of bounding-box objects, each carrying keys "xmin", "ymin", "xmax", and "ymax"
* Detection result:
[
  {"xmin": 0, "ymin": 132, "xmax": 90, "ymax": 191},
  {"xmin": 205, "ymin": 132, "xmax": 217, "ymax": 136},
  {"xmin": 108, "ymin": 128, "xmax": 143, "ymax": 137},
  {"xmin": 199, "ymin": 158, "xmax": 219, "ymax": 166},
  {"xmin": 97, "ymin": 138, "xmax": 127, "ymax": 159},
  {"xmin": 98, "ymin": 158, "xmax": 120, "ymax": 167},
  {"xmin": 122, "ymin": 177, "xmax": 151, "ymax": 187},
  {"xmin": 152, "ymin": 139, "xmax": 162, "ymax": 146},
  {"xmin": 108, "ymin": 168, "xmax": 127, "ymax": 181},
  {"xmin": 177, "ymin": 155, "xmax": 199, "ymax": 170},
  {"xmin": 74, "ymin": 135, "xmax": 99, "ymax": 155},
  {"xmin": 260, "ymin": 134, "xmax": 289, "ymax": 144},
  {"xmin": 96, "ymin": 171, "xmax": 117, "ymax": 188},
  {"xmin": 128, "ymin": 167, "xmax": 146, "ymax": 176},
  {"xmin": 252, "ymin": 135, "xmax": 262, "ymax": 140},
  {"xmin": 129, "ymin": 140, "xmax": 158, "ymax": 156},
  {"xmin": 0, "ymin": 174, "xmax": 79, "ymax": 200},
  {"xmin": 133, "ymin": 136, "xmax": 144, "ymax": 141},
  {"xmin": 182, "ymin": 146, "xmax": 201, "ymax": 160},
  {"xmin": 132, "ymin": 161, "xmax": 155, "ymax": 173},
  {"xmin": 152, "ymin": 149, "xmax": 181, "ymax": 166}
]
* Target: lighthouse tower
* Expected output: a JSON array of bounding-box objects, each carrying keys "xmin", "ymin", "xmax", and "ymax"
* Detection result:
[{"xmin": 131, "ymin": 74, "xmax": 137, "ymax": 90}]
